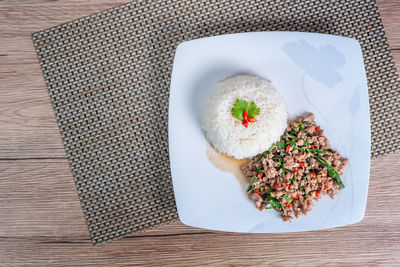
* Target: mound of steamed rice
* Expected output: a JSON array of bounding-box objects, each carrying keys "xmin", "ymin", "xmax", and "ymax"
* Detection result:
[{"xmin": 202, "ymin": 75, "xmax": 287, "ymax": 159}]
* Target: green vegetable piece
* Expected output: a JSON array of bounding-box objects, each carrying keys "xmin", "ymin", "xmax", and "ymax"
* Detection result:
[
  {"xmin": 316, "ymin": 157, "xmax": 345, "ymax": 189},
  {"xmin": 308, "ymin": 148, "xmax": 326, "ymax": 155},
  {"xmin": 289, "ymin": 140, "xmax": 296, "ymax": 147},
  {"xmin": 284, "ymin": 196, "xmax": 293, "ymax": 202},
  {"xmin": 268, "ymin": 198, "xmax": 280, "ymax": 211},
  {"xmin": 247, "ymin": 185, "xmax": 254, "ymax": 193},
  {"xmin": 289, "ymin": 130, "xmax": 298, "ymax": 137},
  {"xmin": 248, "ymin": 101, "xmax": 260, "ymax": 118},
  {"xmin": 272, "ymin": 154, "xmax": 283, "ymax": 161},
  {"xmin": 298, "ymin": 184, "xmax": 304, "ymax": 192},
  {"xmin": 276, "ymin": 141, "xmax": 286, "ymax": 149},
  {"xmin": 281, "ymin": 203, "xmax": 287, "ymax": 216},
  {"xmin": 265, "ymin": 189, "xmax": 273, "ymax": 195},
  {"xmin": 231, "ymin": 99, "xmax": 248, "ymax": 120}
]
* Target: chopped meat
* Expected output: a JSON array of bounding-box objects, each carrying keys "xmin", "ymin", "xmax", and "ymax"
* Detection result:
[
  {"xmin": 242, "ymin": 113, "xmax": 348, "ymax": 222},
  {"xmin": 304, "ymin": 113, "xmax": 314, "ymax": 122}
]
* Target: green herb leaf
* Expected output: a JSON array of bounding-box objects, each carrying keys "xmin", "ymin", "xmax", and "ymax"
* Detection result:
[
  {"xmin": 308, "ymin": 148, "xmax": 325, "ymax": 154},
  {"xmin": 252, "ymin": 176, "xmax": 258, "ymax": 182},
  {"xmin": 289, "ymin": 130, "xmax": 298, "ymax": 137},
  {"xmin": 327, "ymin": 166, "xmax": 344, "ymax": 189},
  {"xmin": 315, "ymin": 157, "xmax": 345, "ymax": 189},
  {"xmin": 247, "ymin": 101, "xmax": 260, "ymax": 118},
  {"xmin": 298, "ymin": 183, "xmax": 304, "ymax": 192},
  {"xmin": 284, "ymin": 196, "xmax": 293, "ymax": 202},
  {"xmin": 276, "ymin": 141, "xmax": 286, "ymax": 149},
  {"xmin": 247, "ymin": 185, "xmax": 254, "ymax": 193},
  {"xmin": 286, "ymin": 132, "xmax": 298, "ymax": 140},
  {"xmin": 265, "ymin": 189, "xmax": 273, "ymax": 195},
  {"xmin": 269, "ymin": 198, "xmax": 281, "ymax": 211},
  {"xmin": 281, "ymin": 203, "xmax": 287, "ymax": 216},
  {"xmin": 290, "ymin": 177, "xmax": 296, "ymax": 182},
  {"xmin": 272, "ymin": 154, "xmax": 283, "ymax": 161},
  {"xmin": 231, "ymin": 99, "xmax": 260, "ymax": 121},
  {"xmin": 289, "ymin": 140, "xmax": 294, "ymax": 147},
  {"xmin": 231, "ymin": 99, "xmax": 248, "ymax": 120},
  {"xmin": 289, "ymin": 140, "xmax": 297, "ymax": 148}
]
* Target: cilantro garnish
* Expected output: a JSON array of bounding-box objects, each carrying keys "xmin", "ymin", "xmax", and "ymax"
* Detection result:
[
  {"xmin": 231, "ymin": 99, "xmax": 248, "ymax": 121},
  {"xmin": 247, "ymin": 101, "xmax": 260, "ymax": 118},
  {"xmin": 231, "ymin": 99, "xmax": 260, "ymax": 122}
]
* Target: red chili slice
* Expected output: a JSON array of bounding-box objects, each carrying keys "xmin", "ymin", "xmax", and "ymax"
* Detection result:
[
  {"xmin": 248, "ymin": 117, "xmax": 257, "ymax": 123},
  {"xmin": 243, "ymin": 110, "xmax": 248, "ymax": 121}
]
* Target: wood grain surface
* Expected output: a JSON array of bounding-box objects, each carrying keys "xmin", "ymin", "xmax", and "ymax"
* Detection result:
[{"xmin": 0, "ymin": 0, "xmax": 399, "ymax": 266}]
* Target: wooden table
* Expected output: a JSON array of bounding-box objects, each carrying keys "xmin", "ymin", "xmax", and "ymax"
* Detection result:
[{"xmin": 1, "ymin": 0, "xmax": 399, "ymax": 265}]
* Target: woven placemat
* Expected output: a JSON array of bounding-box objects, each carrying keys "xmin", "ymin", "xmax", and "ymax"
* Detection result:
[{"xmin": 32, "ymin": 0, "xmax": 399, "ymax": 244}]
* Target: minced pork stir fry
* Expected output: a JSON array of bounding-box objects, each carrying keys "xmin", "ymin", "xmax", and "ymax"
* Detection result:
[{"xmin": 242, "ymin": 113, "xmax": 348, "ymax": 221}]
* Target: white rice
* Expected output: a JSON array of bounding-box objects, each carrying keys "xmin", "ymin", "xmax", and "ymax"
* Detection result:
[{"xmin": 202, "ymin": 75, "xmax": 288, "ymax": 159}]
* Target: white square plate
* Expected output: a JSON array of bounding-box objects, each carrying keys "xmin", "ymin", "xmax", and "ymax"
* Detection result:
[{"xmin": 168, "ymin": 32, "xmax": 370, "ymax": 233}]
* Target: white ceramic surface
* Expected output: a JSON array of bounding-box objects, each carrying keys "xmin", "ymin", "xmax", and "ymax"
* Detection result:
[{"xmin": 168, "ymin": 32, "xmax": 370, "ymax": 233}]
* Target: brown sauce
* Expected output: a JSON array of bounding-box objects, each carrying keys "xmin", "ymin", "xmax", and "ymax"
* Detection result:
[{"xmin": 205, "ymin": 143, "xmax": 249, "ymax": 189}]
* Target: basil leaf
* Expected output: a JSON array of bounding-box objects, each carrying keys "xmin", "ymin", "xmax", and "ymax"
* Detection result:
[
  {"xmin": 284, "ymin": 196, "xmax": 293, "ymax": 202},
  {"xmin": 247, "ymin": 185, "xmax": 254, "ymax": 193}
]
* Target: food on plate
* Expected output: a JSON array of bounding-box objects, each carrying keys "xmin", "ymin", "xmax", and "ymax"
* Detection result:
[
  {"xmin": 242, "ymin": 113, "xmax": 348, "ymax": 221},
  {"xmin": 202, "ymin": 75, "xmax": 287, "ymax": 159}
]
